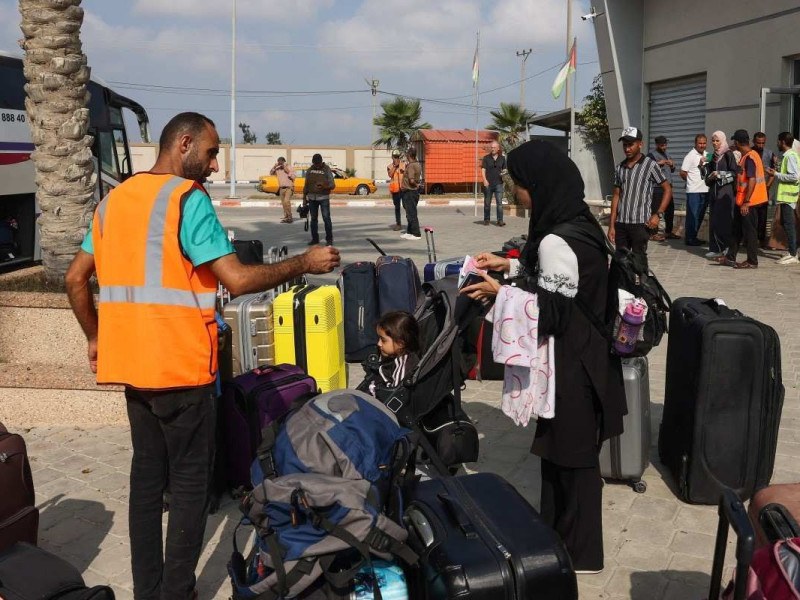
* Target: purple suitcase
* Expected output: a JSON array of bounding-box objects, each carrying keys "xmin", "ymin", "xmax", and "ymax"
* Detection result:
[{"xmin": 220, "ymin": 363, "xmax": 318, "ymax": 489}]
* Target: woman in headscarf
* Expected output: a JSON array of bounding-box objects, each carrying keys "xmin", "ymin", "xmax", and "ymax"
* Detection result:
[
  {"xmin": 462, "ymin": 140, "xmax": 626, "ymax": 573},
  {"xmin": 702, "ymin": 131, "xmax": 738, "ymax": 262}
]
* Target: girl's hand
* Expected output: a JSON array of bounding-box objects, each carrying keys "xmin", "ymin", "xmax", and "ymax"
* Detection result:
[
  {"xmin": 460, "ymin": 270, "xmax": 502, "ymax": 302},
  {"xmin": 474, "ymin": 252, "xmax": 511, "ymax": 273}
]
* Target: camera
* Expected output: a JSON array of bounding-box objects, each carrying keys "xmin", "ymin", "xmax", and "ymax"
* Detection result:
[{"xmin": 297, "ymin": 204, "xmax": 309, "ymax": 219}]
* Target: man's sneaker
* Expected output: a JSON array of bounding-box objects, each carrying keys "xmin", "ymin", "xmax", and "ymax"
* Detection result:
[
  {"xmin": 483, "ymin": 220, "xmax": 490, "ymax": 226},
  {"xmin": 497, "ymin": 221, "xmax": 506, "ymax": 227},
  {"xmin": 401, "ymin": 233, "xmax": 422, "ymax": 240},
  {"xmin": 705, "ymin": 251, "xmax": 724, "ymax": 259},
  {"xmin": 307, "ymin": 239, "xmax": 320, "ymax": 246},
  {"xmin": 777, "ymin": 254, "xmax": 799, "ymax": 264}
]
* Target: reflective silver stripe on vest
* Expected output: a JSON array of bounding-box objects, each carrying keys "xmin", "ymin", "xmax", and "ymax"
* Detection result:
[
  {"xmin": 96, "ymin": 194, "xmax": 110, "ymax": 237},
  {"xmin": 145, "ymin": 176, "xmax": 186, "ymax": 286},
  {"xmin": 99, "ymin": 286, "xmax": 217, "ymax": 309}
]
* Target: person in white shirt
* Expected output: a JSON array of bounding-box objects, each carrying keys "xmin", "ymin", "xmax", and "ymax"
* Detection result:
[{"xmin": 680, "ymin": 134, "xmax": 710, "ymax": 246}]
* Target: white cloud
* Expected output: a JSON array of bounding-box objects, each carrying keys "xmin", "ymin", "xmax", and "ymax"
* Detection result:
[{"xmin": 132, "ymin": 0, "xmax": 334, "ymax": 24}]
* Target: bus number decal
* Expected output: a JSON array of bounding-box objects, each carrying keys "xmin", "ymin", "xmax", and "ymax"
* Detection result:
[{"xmin": 1, "ymin": 113, "xmax": 26, "ymax": 123}]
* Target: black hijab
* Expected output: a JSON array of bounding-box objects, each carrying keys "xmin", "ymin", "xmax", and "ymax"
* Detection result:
[{"xmin": 507, "ymin": 140, "xmax": 599, "ymax": 270}]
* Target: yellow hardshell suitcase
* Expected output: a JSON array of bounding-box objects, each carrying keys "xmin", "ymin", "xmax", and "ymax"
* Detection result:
[{"xmin": 273, "ymin": 284, "xmax": 346, "ymax": 392}]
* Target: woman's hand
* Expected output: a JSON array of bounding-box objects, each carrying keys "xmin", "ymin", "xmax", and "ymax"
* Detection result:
[
  {"xmin": 474, "ymin": 252, "xmax": 511, "ymax": 273},
  {"xmin": 460, "ymin": 270, "xmax": 502, "ymax": 303}
]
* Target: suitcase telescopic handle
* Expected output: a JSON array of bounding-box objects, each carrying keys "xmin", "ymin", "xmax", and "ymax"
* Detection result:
[
  {"xmin": 708, "ymin": 488, "xmax": 755, "ymax": 600},
  {"xmin": 424, "ymin": 227, "xmax": 436, "ymax": 263},
  {"xmin": 436, "ymin": 492, "xmax": 477, "ymax": 539},
  {"xmin": 366, "ymin": 238, "xmax": 387, "ymax": 256}
]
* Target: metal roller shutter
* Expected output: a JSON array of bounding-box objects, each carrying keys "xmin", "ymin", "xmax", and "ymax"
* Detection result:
[{"xmin": 648, "ymin": 75, "xmax": 707, "ymax": 209}]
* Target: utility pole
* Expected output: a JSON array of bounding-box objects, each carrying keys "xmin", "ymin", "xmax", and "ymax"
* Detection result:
[
  {"xmin": 565, "ymin": 0, "xmax": 573, "ymax": 112},
  {"xmin": 515, "ymin": 49, "xmax": 532, "ymax": 111},
  {"xmin": 228, "ymin": 0, "xmax": 238, "ymax": 199},
  {"xmin": 367, "ymin": 77, "xmax": 380, "ymax": 181}
]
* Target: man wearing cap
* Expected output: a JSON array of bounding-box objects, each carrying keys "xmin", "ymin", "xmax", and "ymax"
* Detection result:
[
  {"xmin": 303, "ymin": 153, "xmax": 336, "ymax": 246},
  {"xmin": 387, "ymin": 150, "xmax": 404, "ymax": 231},
  {"xmin": 647, "ymin": 135, "xmax": 677, "ymax": 241},
  {"xmin": 718, "ymin": 129, "xmax": 767, "ymax": 269},
  {"xmin": 270, "ymin": 157, "xmax": 296, "ymax": 224},
  {"xmin": 679, "ymin": 134, "xmax": 710, "ymax": 246},
  {"xmin": 752, "ymin": 132, "xmax": 776, "ymax": 248},
  {"xmin": 609, "ymin": 127, "xmax": 672, "ymax": 255},
  {"xmin": 481, "ymin": 140, "xmax": 507, "ymax": 227}
]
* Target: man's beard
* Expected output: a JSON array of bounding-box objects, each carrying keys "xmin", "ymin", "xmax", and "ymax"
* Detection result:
[{"xmin": 183, "ymin": 149, "xmax": 206, "ymax": 181}]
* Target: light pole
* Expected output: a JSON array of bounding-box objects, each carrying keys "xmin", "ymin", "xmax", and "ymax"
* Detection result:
[
  {"xmin": 515, "ymin": 49, "xmax": 532, "ymax": 111},
  {"xmin": 565, "ymin": 0, "xmax": 573, "ymax": 113},
  {"xmin": 366, "ymin": 78, "xmax": 379, "ymax": 180},
  {"xmin": 228, "ymin": 0, "xmax": 237, "ymax": 199}
]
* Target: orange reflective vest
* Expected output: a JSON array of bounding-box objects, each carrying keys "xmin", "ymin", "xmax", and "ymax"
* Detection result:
[
  {"xmin": 388, "ymin": 162, "xmax": 403, "ymax": 193},
  {"xmin": 735, "ymin": 149, "xmax": 768, "ymax": 207},
  {"xmin": 91, "ymin": 174, "xmax": 219, "ymax": 389}
]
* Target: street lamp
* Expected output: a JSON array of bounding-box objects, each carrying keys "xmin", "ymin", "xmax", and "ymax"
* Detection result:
[{"xmin": 228, "ymin": 0, "xmax": 238, "ymax": 199}]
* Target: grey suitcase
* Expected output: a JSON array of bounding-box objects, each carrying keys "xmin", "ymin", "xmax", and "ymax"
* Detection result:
[
  {"xmin": 599, "ymin": 357, "xmax": 651, "ymax": 493},
  {"xmin": 223, "ymin": 292, "xmax": 276, "ymax": 376}
]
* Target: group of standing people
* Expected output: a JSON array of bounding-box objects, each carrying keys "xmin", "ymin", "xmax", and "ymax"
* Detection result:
[
  {"xmin": 387, "ymin": 147, "xmax": 423, "ymax": 240},
  {"xmin": 610, "ymin": 126, "xmax": 800, "ymax": 268}
]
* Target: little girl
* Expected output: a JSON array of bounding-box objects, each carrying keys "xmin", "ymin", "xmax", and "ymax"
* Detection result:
[{"xmin": 365, "ymin": 311, "xmax": 421, "ymax": 395}]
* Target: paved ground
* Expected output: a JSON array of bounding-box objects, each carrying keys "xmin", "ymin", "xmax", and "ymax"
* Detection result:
[{"xmin": 4, "ymin": 205, "xmax": 800, "ymax": 599}]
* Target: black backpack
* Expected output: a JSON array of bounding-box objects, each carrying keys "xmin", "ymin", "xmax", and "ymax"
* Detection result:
[{"xmin": 552, "ymin": 222, "xmax": 671, "ymax": 357}]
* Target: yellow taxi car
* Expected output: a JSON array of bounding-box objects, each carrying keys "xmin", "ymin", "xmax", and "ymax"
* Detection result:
[{"xmin": 257, "ymin": 167, "xmax": 377, "ymax": 196}]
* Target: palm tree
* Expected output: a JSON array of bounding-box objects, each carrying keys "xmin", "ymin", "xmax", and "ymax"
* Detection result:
[
  {"xmin": 19, "ymin": 0, "xmax": 95, "ymax": 283},
  {"xmin": 487, "ymin": 102, "xmax": 535, "ymax": 150},
  {"xmin": 373, "ymin": 97, "xmax": 431, "ymax": 152}
]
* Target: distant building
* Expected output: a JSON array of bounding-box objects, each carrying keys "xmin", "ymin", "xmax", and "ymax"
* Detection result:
[{"xmin": 591, "ymin": 0, "xmax": 800, "ymax": 206}]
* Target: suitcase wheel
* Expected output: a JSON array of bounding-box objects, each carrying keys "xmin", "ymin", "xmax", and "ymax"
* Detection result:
[{"xmin": 632, "ymin": 480, "xmax": 647, "ymax": 494}]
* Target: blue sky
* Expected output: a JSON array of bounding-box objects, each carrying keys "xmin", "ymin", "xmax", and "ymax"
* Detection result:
[{"xmin": 1, "ymin": 0, "xmax": 600, "ymax": 145}]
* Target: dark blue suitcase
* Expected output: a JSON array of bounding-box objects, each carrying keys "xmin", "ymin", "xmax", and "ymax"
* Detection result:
[
  {"xmin": 338, "ymin": 261, "xmax": 379, "ymax": 362},
  {"xmin": 422, "ymin": 227, "xmax": 463, "ymax": 282},
  {"xmin": 368, "ymin": 239, "xmax": 421, "ymax": 314}
]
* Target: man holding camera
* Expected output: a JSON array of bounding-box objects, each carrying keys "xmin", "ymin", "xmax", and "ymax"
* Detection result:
[{"xmin": 270, "ymin": 156, "xmax": 296, "ymax": 223}]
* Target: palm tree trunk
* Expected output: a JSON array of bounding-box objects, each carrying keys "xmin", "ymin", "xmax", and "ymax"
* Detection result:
[{"xmin": 19, "ymin": 0, "xmax": 95, "ymax": 283}]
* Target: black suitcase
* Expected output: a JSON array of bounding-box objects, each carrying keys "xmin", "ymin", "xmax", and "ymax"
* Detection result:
[
  {"xmin": 233, "ymin": 239, "xmax": 264, "ymax": 265},
  {"xmin": 659, "ymin": 297, "xmax": 784, "ymax": 504},
  {"xmin": 404, "ymin": 473, "xmax": 577, "ymax": 600},
  {"xmin": 0, "ymin": 542, "xmax": 115, "ymax": 599},
  {"xmin": 338, "ymin": 261, "xmax": 379, "ymax": 363},
  {"xmin": 467, "ymin": 318, "xmax": 504, "ymax": 381},
  {"xmin": 0, "ymin": 423, "xmax": 38, "ymax": 555}
]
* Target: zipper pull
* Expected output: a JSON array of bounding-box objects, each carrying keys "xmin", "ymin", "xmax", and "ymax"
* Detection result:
[{"xmin": 0, "ymin": 452, "xmax": 7, "ymax": 463}]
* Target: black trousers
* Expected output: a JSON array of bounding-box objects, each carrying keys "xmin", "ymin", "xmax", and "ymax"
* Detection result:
[
  {"xmin": 391, "ymin": 191, "xmax": 403, "ymax": 226},
  {"xmin": 126, "ymin": 384, "xmax": 216, "ymax": 600},
  {"xmin": 614, "ymin": 222, "xmax": 649, "ymax": 255},
  {"xmin": 727, "ymin": 206, "xmax": 759, "ymax": 265},
  {"xmin": 755, "ymin": 202, "xmax": 768, "ymax": 245},
  {"xmin": 540, "ymin": 458, "xmax": 604, "ymax": 571},
  {"xmin": 402, "ymin": 189, "xmax": 421, "ymax": 236},
  {"xmin": 709, "ymin": 193, "xmax": 734, "ymax": 254}
]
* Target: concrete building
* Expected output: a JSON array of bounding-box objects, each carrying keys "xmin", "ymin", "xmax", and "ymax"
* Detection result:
[{"xmin": 592, "ymin": 0, "xmax": 800, "ymax": 206}]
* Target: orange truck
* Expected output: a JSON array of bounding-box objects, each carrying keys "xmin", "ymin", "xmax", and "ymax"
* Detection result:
[{"xmin": 411, "ymin": 129, "xmax": 500, "ymax": 195}]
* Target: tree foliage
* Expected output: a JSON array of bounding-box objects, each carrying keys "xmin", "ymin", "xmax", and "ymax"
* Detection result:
[
  {"xmin": 265, "ymin": 131, "xmax": 282, "ymax": 145},
  {"xmin": 373, "ymin": 97, "xmax": 431, "ymax": 152},
  {"xmin": 486, "ymin": 102, "xmax": 535, "ymax": 151},
  {"xmin": 238, "ymin": 122, "xmax": 256, "ymax": 144},
  {"xmin": 576, "ymin": 74, "xmax": 610, "ymax": 145}
]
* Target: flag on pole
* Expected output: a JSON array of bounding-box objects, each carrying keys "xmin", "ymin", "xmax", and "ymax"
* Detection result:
[
  {"xmin": 472, "ymin": 43, "xmax": 479, "ymax": 87},
  {"xmin": 551, "ymin": 39, "xmax": 576, "ymax": 99}
]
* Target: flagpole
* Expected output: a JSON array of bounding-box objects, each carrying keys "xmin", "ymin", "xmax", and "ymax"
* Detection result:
[
  {"xmin": 569, "ymin": 37, "xmax": 576, "ymax": 158},
  {"xmin": 474, "ymin": 30, "xmax": 480, "ymax": 218}
]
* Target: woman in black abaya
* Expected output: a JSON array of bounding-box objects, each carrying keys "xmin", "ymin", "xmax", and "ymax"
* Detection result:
[{"xmin": 462, "ymin": 140, "xmax": 626, "ymax": 573}]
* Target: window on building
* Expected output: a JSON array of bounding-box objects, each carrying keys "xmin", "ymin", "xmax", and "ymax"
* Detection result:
[{"xmin": 793, "ymin": 60, "xmax": 800, "ymax": 139}]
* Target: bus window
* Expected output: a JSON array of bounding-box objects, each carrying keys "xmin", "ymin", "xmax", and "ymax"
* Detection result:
[
  {"xmin": 114, "ymin": 128, "xmax": 132, "ymax": 179},
  {"xmin": 96, "ymin": 130, "xmax": 120, "ymax": 180}
]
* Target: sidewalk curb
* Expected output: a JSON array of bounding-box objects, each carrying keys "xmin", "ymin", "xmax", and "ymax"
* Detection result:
[{"xmin": 212, "ymin": 199, "xmax": 479, "ymax": 208}]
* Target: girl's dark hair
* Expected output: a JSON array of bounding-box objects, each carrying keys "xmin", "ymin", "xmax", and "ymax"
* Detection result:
[{"xmin": 377, "ymin": 311, "xmax": 420, "ymax": 354}]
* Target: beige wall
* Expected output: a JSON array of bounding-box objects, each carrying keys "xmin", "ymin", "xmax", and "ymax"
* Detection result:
[{"xmin": 131, "ymin": 144, "xmax": 390, "ymax": 181}]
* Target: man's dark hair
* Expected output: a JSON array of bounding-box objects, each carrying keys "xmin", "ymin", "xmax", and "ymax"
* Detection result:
[
  {"xmin": 754, "ymin": 132, "xmax": 767, "ymax": 140},
  {"xmin": 312, "ymin": 153, "xmax": 323, "ymax": 164},
  {"xmin": 406, "ymin": 147, "xmax": 417, "ymax": 159},
  {"xmin": 277, "ymin": 156, "xmax": 286, "ymax": 162},
  {"xmin": 778, "ymin": 132, "xmax": 795, "ymax": 146},
  {"xmin": 654, "ymin": 135, "xmax": 667, "ymax": 144},
  {"xmin": 694, "ymin": 134, "xmax": 707, "ymax": 144},
  {"xmin": 377, "ymin": 311, "xmax": 420, "ymax": 354},
  {"xmin": 159, "ymin": 112, "xmax": 215, "ymax": 153}
]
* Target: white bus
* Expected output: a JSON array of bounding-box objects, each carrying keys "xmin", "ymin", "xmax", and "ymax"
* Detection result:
[{"xmin": 0, "ymin": 52, "xmax": 150, "ymax": 269}]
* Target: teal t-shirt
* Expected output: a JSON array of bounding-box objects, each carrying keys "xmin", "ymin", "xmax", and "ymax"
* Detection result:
[{"xmin": 81, "ymin": 188, "xmax": 234, "ymax": 267}]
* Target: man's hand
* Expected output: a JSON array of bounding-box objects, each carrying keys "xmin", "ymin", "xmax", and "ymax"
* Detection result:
[
  {"xmin": 647, "ymin": 214, "xmax": 660, "ymax": 229},
  {"xmin": 88, "ymin": 338, "xmax": 98, "ymax": 373},
  {"xmin": 766, "ymin": 167, "xmax": 776, "ymax": 176},
  {"xmin": 741, "ymin": 203, "xmax": 750, "ymax": 216},
  {"xmin": 474, "ymin": 252, "xmax": 510, "ymax": 273},
  {"xmin": 302, "ymin": 245, "xmax": 340, "ymax": 274},
  {"xmin": 608, "ymin": 225, "xmax": 616, "ymax": 244},
  {"xmin": 482, "ymin": 179, "xmax": 490, "ymax": 187}
]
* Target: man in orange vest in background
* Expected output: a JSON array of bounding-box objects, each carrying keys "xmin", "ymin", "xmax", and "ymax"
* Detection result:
[
  {"xmin": 719, "ymin": 129, "xmax": 768, "ymax": 269},
  {"xmin": 64, "ymin": 112, "xmax": 339, "ymax": 599},
  {"xmin": 387, "ymin": 150, "xmax": 404, "ymax": 231}
]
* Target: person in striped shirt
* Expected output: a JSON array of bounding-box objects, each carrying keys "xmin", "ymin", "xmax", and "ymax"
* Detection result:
[
  {"xmin": 367, "ymin": 311, "xmax": 420, "ymax": 394},
  {"xmin": 609, "ymin": 127, "xmax": 673, "ymax": 255}
]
